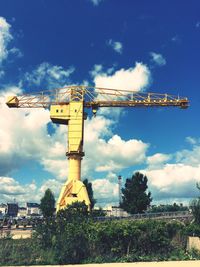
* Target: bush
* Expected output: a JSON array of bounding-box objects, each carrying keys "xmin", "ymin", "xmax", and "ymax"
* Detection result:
[{"xmin": 0, "ymin": 202, "xmax": 192, "ymax": 265}]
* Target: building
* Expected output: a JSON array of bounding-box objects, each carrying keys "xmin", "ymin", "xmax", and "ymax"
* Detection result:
[
  {"xmin": 17, "ymin": 207, "xmax": 27, "ymax": 218},
  {"xmin": 106, "ymin": 206, "xmax": 130, "ymax": 217},
  {"xmin": 0, "ymin": 203, "xmax": 7, "ymax": 215},
  {"xmin": 7, "ymin": 203, "xmax": 18, "ymax": 217},
  {"xmin": 26, "ymin": 203, "xmax": 40, "ymax": 215}
]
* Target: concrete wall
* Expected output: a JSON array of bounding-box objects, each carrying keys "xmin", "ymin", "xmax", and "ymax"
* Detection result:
[{"xmin": 187, "ymin": 236, "xmax": 200, "ymax": 251}]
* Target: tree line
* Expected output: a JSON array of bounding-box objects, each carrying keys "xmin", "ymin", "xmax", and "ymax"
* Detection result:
[{"xmin": 1, "ymin": 172, "xmax": 200, "ymax": 265}]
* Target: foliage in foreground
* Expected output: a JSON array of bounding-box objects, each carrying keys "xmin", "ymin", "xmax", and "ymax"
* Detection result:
[{"xmin": 1, "ymin": 202, "xmax": 200, "ymax": 265}]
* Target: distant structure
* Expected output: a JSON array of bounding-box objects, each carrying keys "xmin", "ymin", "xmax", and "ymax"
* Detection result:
[
  {"xmin": 118, "ymin": 175, "xmax": 122, "ymax": 206},
  {"xmin": 106, "ymin": 206, "xmax": 130, "ymax": 217},
  {"xmin": 7, "ymin": 203, "xmax": 18, "ymax": 217},
  {"xmin": 17, "ymin": 207, "xmax": 27, "ymax": 217},
  {"xmin": 26, "ymin": 203, "xmax": 40, "ymax": 216},
  {"xmin": 0, "ymin": 203, "xmax": 7, "ymax": 215},
  {"xmin": 0, "ymin": 202, "xmax": 41, "ymax": 218}
]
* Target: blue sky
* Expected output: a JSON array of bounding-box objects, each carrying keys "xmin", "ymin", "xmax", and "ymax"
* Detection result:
[{"xmin": 0, "ymin": 0, "xmax": 200, "ymax": 207}]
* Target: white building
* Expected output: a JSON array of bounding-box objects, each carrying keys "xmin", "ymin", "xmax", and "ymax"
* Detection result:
[
  {"xmin": 0, "ymin": 204, "xmax": 7, "ymax": 215},
  {"xmin": 26, "ymin": 203, "xmax": 40, "ymax": 215},
  {"xmin": 106, "ymin": 206, "xmax": 130, "ymax": 217},
  {"xmin": 17, "ymin": 207, "xmax": 27, "ymax": 218}
]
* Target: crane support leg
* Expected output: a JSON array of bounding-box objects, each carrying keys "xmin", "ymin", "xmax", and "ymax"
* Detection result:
[{"xmin": 56, "ymin": 153, "xmax": 90, "ymax": 212}]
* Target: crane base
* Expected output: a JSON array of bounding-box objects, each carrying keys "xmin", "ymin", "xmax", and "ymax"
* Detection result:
[{"xmin": 56, "ymin": 179, "xmax": 91, "ymax": 212}]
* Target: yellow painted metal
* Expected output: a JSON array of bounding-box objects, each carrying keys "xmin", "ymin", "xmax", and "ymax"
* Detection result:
[
  {"xmin": 50, "ymin": 94, "xmax": 91, "ymax": 212},
  {"xmin": 50, "ymin": 104, "xmax": 70, "ymax": 124},
  {"xmin": 56, "ymin": 179, "xmax": 90, "ymax": 212},
  {"xmin": 6, "ymin": 96, "xmax": 19, "ymax": 107}
]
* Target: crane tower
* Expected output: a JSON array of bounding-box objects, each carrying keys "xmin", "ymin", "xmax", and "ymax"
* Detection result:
[{"xmin": 6, "ymin": 86, "xmax": 189, "ymax": 212}]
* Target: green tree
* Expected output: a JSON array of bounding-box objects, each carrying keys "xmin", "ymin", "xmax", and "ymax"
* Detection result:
[
  {"xmin": 40, "ymin": 188, "xmax": 55, "ymax": 218},
  {"xmin": 120, "ymin": 172, "xmax": 152, "ymax": 214},
  {"xmin": 190, "ymin": 183, "xmax": 200, "ymax": 224},
  {"xmin": 53, "ymin": 202, "xmax": 89, "ymax": 264},
  {"xmin": 83, "ymin": 179, "xmax": 96, "ymax": 209},
  {"xmin": 57, "ymin": 201, "xmax": 89, "ymax": 223}
]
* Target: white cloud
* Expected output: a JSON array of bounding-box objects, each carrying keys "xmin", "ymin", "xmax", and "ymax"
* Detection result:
[
  {"xmin": 107, "ymin": 39, "xmax": 123, "ymax": 54},
  {"xmin": 176, "ymin": 146, "xmax": 200, "ymax": 167},
  {"xmin": 185, "ymin": 136, "xmax": 200, "ymax": 145},
  {"xmin": 0, "ymin": 17, "xmax": 12, "ymax": 64},
  {"xmin": 39, "ymin": 178, "xmax": 62, "ymax": 198},
  {"xmin": 42, "ymin": 159, "xmax": 67, "ymax": 181},
  {"xmin": 89, "ymin": 0, "xmax": 104, "ymax": 6},
  {"xmin": 23, "ymin": 62, "xmax": 75, "ymax": 89},
  {"xmin": 141, "ymin": 163, "xmax": 200, "ymax": 200},
  {"xmin": 0, "ymin": 176, "xmax": 39, "ymax": 203},
  {"xmin": 0, "ymin": 87, "xmax": 68, "ymax": 176},
  {"xmin": 147, "ymin": 153, "xmax": 171, "ymax": 169},
  {"xmin": 150, "ymin": 52, "xmax": 166, "ymax": 66},
  {"xmin": 93, "ymin": 178, "xmax": 119, "ymax": 205},
  {"xmin": 90, "ymin": 64, "xmax": 103, "ymax": 78},
  {"xmin": 83, "ymin": 116, "xmax": 149, "ymax": 175},
  {"xmin": 94, "ymin": 62, "xmax": 151, "ymax": 91}
]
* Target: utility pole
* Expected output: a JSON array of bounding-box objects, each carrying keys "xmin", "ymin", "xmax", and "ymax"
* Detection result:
[{"xmin": 118, "ymin": 175, "xmax": 122, "ymax": 207}]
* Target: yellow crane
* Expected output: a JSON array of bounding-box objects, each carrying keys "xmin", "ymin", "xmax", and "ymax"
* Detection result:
[{"xmin": 6, "ymin": 86, "xmax": 189, "ymax": 212}]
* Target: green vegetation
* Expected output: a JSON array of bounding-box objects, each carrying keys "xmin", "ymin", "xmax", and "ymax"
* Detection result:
[
  {"xmin": 121, "ymin": 172, "xmax": 152, "ymax": 214},
  {"xmin": 1, "ymin": 201, "xmax": 200, "ymax": 265},
  {"xmin": 190, "ymin": 183, "xmax": 200, "ymax": 224},
  {"xmin": 83, "ymin": 178, "xmax": 96, "ymax": 209},
  {"xmin": 149, "ymin": 203, "xmax": 189, "ymax": 213},
  {"xmin": 1, "ymin": 179, "xmax": 200, "ymax": 265},
  {"xmin": 40, "ymin": 188, "xmax": 55, "ymax": 218}
]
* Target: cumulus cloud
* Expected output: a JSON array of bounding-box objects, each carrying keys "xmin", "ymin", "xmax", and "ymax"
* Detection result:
[
  {"xmin": 0, "ymin": 17, "xmax": 22, "ymax": 65},
  {"xmin": 0, "ymin": 17, "xmax": 12, "ymax": 64},
  {"xmin": 0, "ymin": 176, "xmax": 39, "ymax": 203},
  {"xmin": 107, "ymin": 39, "xmax": 123, "ymax": 54},
  {"xmin": 92, "ymin": 178, "xmax": 119, "ymax": 206},
  {"xmin": 83, "ymin": 116, "xmax": 149, "ymax": 175},
  {"xmin": 94, "ymin": 62, "xmax": 151, "ymax": 91},
  {"xmin": 141, "ymin": 163, "xmax": 200, "ymax": 201},
  {"xmin": 90, "ymin": 64, "xmax": 103, "ymax": 78},
  {"xmin": 150, "ymin": 52, "xmax": 166, "ymax": 66},
  {"xmin": 39, "ymin": 178, "xmax": 62, "ymax": 198},
  {"xmin": 0, "ymin": 87, "xmax": 69, "ymax": 177},
  {"xmin": 147, "ymin": 153, "xmax": 171, "ymax": 169},
  {"xmin": 138, "ymin": 138, "xmax": 200, "ymax": 203},
  {"xmin": 22, "ymin": 62, "xmax": 75, "ymax": 89}
]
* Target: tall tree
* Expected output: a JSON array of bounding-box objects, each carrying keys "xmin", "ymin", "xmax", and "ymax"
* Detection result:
[
  {"xmin": 83, "ymin": 179, "xmax": 96, "ymax": 210},
  {"xmin": 190, "ymin": 183, "xmax": 200, "ymax": 224},
  {"xmin": 121, "ymin": 172, "xmax": 152, "ymax": 214},
  {"xmin": 40, "ymin": 188, "xmax": 55, "ymax": 218}
]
